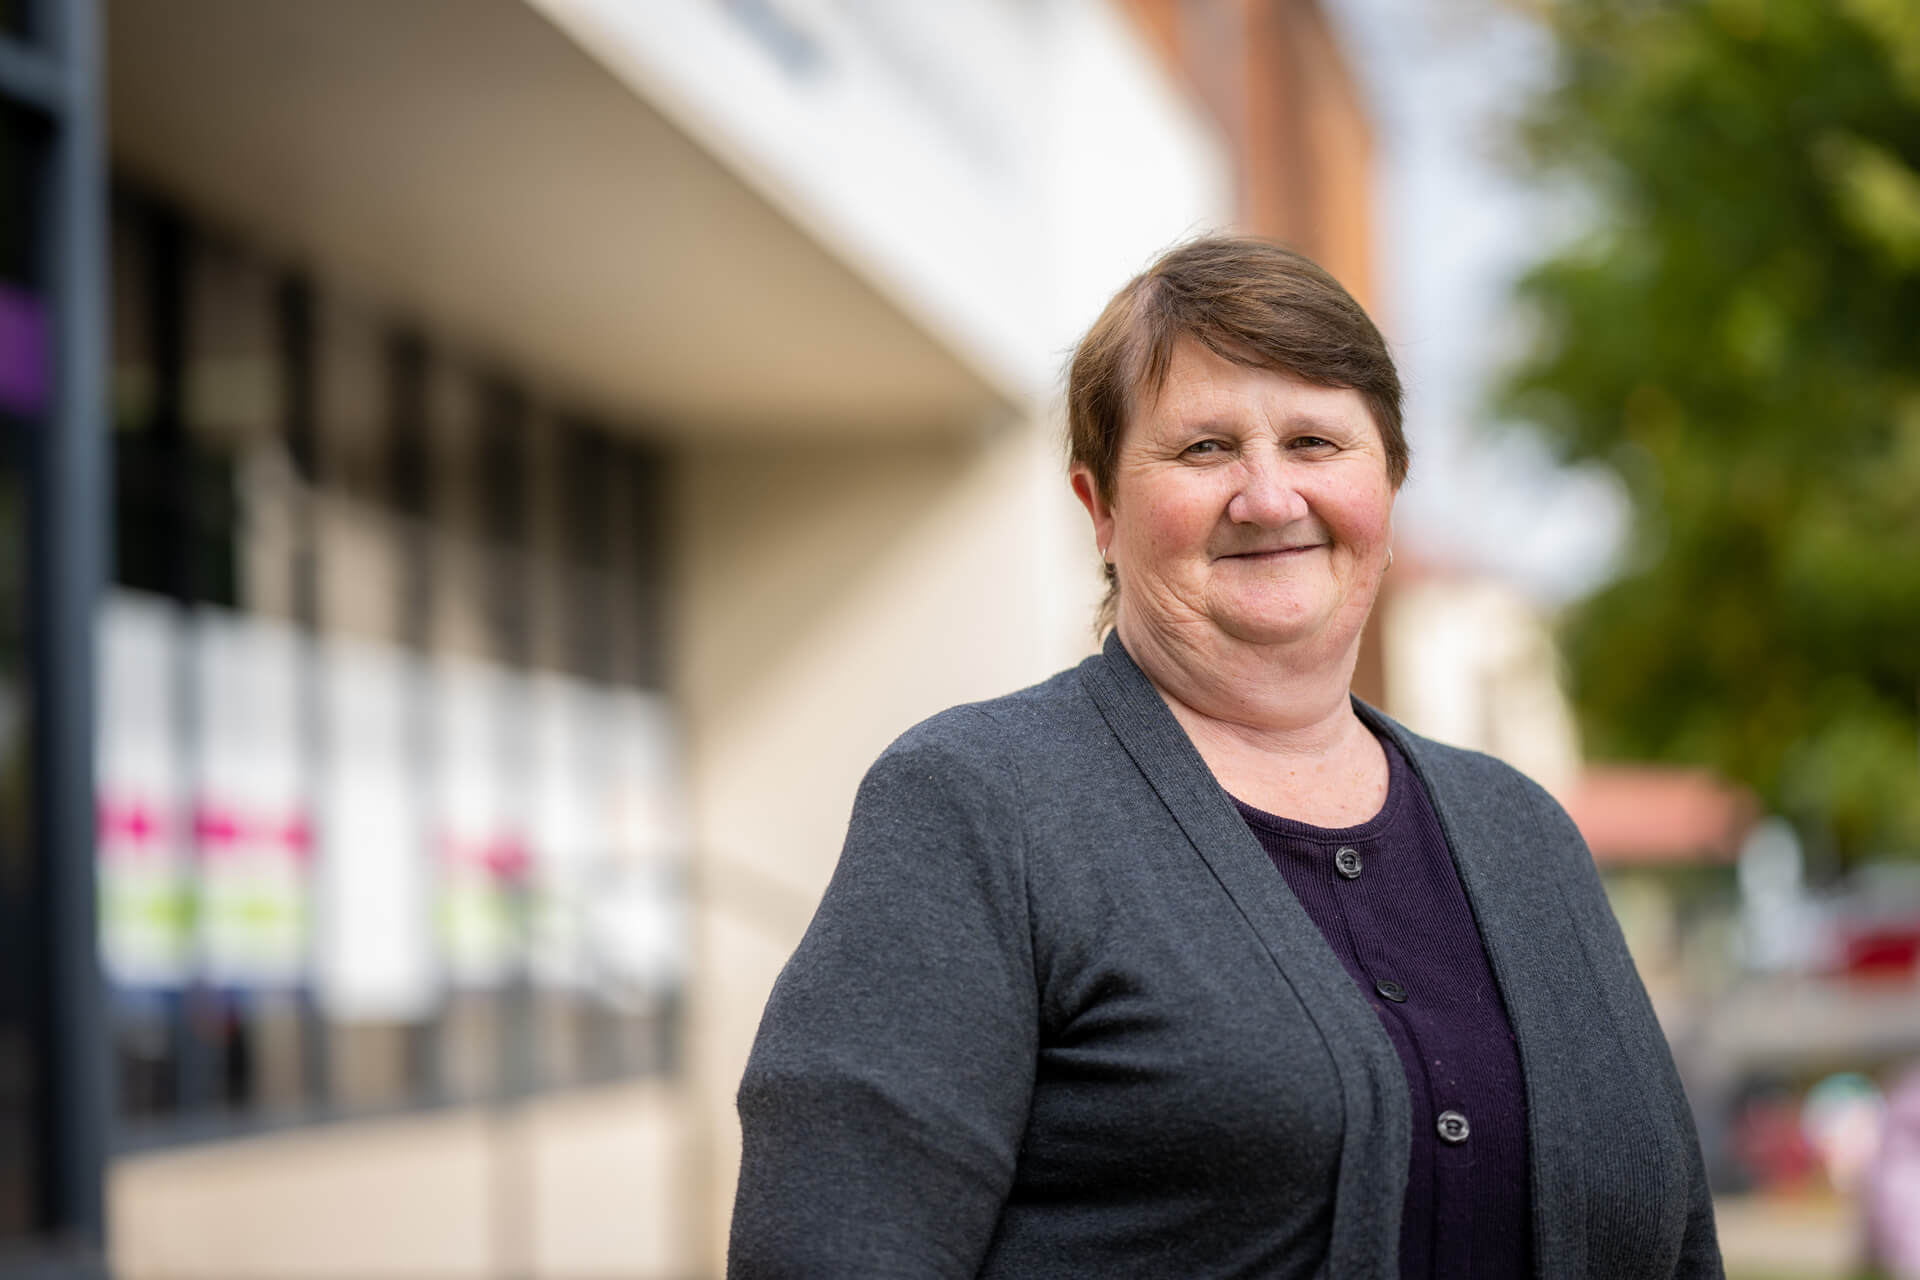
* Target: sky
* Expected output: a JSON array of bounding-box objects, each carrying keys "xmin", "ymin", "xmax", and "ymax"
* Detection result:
[{"xmin": 1324, "ymin": 0, "xmax": 1631, "ymax": 605}]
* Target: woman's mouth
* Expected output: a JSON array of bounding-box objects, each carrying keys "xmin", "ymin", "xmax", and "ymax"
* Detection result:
[{"xmin": 1221, "ymin": 544, "xmax": 1324, "ymax": 561}]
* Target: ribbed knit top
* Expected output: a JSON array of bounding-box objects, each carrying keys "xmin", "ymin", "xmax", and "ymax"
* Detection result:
[{"xmin": 1232, "ymin": 732, "xmax": 1534, "ymax": 1280}]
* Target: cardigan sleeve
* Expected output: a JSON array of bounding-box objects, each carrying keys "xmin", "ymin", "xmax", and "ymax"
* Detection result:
[
  {"xmin": 728, "ymin": 711, "xmax": 1038, "ymax": 1278},
  {"xmin": 1524, "ymin": 780, "xmax": 1726, "ymax": 1279},
  {"xmin": 1672, "ymin": 1101, "xmax": 1725, "ymax": 1278}
]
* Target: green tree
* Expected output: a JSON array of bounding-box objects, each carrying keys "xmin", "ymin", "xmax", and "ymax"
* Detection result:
[{"xmin": 1501, "ymin": 0, "xmax": 1920, "ymax": 860}]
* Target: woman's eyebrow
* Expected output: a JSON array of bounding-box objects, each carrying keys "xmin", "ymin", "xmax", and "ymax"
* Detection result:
[
  {"xmin": 1277, "ymin": 411, "xmax": 1366, "ymax": 435},
  {"xmin": 1170, "ymin": 411, "xmax": 1359, "ymax": 436},
  {"xmin": 1166, "ymin": 416, "xmax": 1240, "ymax": 435}
]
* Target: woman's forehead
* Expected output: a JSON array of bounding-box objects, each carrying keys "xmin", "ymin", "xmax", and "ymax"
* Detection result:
[{"xmin": 1134, "ymin": 342, "xmax": 1375, "ymax": 437}]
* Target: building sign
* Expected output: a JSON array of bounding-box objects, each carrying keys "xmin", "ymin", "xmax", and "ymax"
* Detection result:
[
  {"xmin": 315, "ymin": 633, "xmax": 435, "ymax": 1019},
  {"xmin": 526, "ymin": 671, "xmax": 604, "ymax": 991},
  {"xmin": 191, "ymin": 607, "xmax": 309, "ymax": 986},
  {"xmin": 597, "ymin": 689, "xmax": 687, "ymax": 993},
  {"xmin": 433, "ymin": 652, "xmax": 524, "ymax": 988},
  {"xmin": 527, "ymin": 678, "xmax": 689, "ymax": 999},
  {"xmin": 97, "ymin": 593, "xmax": 192, "ymax": 987}
]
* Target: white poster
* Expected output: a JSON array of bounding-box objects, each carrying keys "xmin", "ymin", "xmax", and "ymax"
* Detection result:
[
  {"xmin": 314, "ymin": 634, "xmax": 436, "ymax": 1020},
  {"xmin": 590, "ymin": 689, "xmax": 687, "ymax": 995},
  {"xmin": 433, "ymin": 652, "xmax": 523, "ymax": 987},
  {"xmin": 526, "ymin": 670, "xmax": 605, "ymax": 990},
  {"xmin": 191, "ymin": 606, "xmax": 309, "ymax": 987},
  {"xmin": 96, "ymin": 591, "xmax": 191, "ymax": 987}
]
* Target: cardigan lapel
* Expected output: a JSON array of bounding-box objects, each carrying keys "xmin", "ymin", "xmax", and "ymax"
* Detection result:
[
  {"xmin": 1081, "ymin": 633, "xmax": 1410, "ymax": 1280},
  {"xmin": 1361, "ymin": 705, "xmax": 1590, "ymax": 1280}
]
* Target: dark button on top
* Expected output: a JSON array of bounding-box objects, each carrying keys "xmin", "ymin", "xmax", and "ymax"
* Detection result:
[
  {"xmin": 1436, "ymin": 1109, "xmax": 1471, "ymax": 1144},
  {"xmin": 1333, "ymin": 846, "xmax": 1363, "ymax": 879},
  {"xmin": 1374, "ymin": 978, "xmax": 1407, "ymax": 1003}
]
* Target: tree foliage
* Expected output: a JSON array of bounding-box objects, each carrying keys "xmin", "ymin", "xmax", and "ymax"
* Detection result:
[{"xmin": 1502, "ymin": 0, "xmax": 1920, "ymax": 859}]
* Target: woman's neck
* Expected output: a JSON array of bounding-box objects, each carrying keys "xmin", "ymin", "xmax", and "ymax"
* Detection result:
[{"xmin": 1115, "ymin": 609, "xmax": 1387, "ymax": 825}]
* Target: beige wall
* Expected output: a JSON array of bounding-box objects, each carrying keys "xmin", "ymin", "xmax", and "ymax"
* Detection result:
[
  {"xmin": 1380, "ymin": 574, "xmax": 1583, "ymax": 799},
  {"xmin": 110, "ymin": 1079, "xmax": 693, "ymax": 1279},
  {"xmin": 673, "ymin": 414, "xmax": 1099, "ymax": 1270}
]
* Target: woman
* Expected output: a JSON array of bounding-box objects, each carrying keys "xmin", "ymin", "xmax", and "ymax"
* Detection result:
[{"xmin": 729, "ymin": 237, "xmax": 1722, "ymax": 1278}]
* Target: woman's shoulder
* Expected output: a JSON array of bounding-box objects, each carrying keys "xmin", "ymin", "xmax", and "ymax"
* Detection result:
[
  {"xmin": 1365, "ymin": 705, "xmax": 1591, "ymax": 857},
  {"xmin": 836, "ymin": 664, "xmax": 1109, "ymax": 895},
  {"xmin": 873, "ymin": 657, "xmax": 1109, "ymax": 776}
]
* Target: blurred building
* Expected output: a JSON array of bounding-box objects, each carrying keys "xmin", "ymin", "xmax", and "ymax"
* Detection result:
[
  {"xmin": 3, "ymin": 1, "xmax": 1386, "ymax": 1277},
  {"xmin": 1380, "ymin": 566, "xmax": 1584, "ymax": 800},
  {"xmin": 1378, "ymin": 562, "xmax": 1755, "ymax": 1006}
]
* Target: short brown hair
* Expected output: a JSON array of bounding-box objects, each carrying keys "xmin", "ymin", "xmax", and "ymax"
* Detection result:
[{"xmin": 1065, "ymin": 235, "xmax": 1407, "ymax": 629}]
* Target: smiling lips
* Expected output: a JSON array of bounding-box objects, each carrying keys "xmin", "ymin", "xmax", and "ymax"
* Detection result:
[{"xmin": 1218, "ymin": 543, "xmax": 1326, "ymax": 560}]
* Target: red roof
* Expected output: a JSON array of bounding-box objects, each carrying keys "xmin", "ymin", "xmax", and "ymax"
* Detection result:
[{"xmin": 1563, "ymin": 766, "xmax": 1760, "ymax": 866}]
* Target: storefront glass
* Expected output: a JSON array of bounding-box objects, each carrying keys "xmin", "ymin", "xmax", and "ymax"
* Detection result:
[{"xmin": 102, "ymin": 186, "xmax": 684, "ymax": 1147}]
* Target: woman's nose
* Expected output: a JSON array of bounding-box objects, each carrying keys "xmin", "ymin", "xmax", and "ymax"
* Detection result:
[{"xmin": 1226, "ymin": 454, "xmax": 1308, "ymax": 526}]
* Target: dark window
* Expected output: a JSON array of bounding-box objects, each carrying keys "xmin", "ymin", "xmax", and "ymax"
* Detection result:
[
  {"xmin": 478, "ymin": 377, "xmax": 530, "ymax": 666},
  {"xmin": 560, "ymin": 421, "xmax": 614, "ymax": 684},
  {"xmin": 0, "ymin": 99, "xmax": 35, "ymax": 289},
  {"xmin": 621, "ymin": 440, "xmax": 671, "ymax": 690},
  {"xmin": 110, "ymin": 200, "xmax": 238, "ymax": 607}
]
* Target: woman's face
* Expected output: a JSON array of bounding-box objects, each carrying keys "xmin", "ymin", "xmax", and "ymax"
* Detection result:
[{"xmin": 1074, "ymin": 337, "xmax": 1397, "ymax": 658}]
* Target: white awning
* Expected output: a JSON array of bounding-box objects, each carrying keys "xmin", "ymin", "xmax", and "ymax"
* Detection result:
[{"xmin": 106, "ymin": 0, "xmax": 1019, "ymax": 440}]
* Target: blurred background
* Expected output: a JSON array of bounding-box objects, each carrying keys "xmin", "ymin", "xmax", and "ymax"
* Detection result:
[{"xmin": 1, "ymin": 0, "xmax": 1916, "ymax": 1277}]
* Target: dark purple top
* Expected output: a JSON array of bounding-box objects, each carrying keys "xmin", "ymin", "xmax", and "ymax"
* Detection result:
[{"xmin": 1232, "ymin": 732, "xmax": 1533, "ymax": 1280}]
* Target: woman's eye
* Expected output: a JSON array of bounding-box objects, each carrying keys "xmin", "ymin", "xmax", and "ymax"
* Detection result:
[
  {"xmin": 1184, "ymin": 439, "xmax": 1227, "ymax": 456},
  {"xmin": 1290, "ymin": 435, "xmax": 1334, "ymax": 451}
]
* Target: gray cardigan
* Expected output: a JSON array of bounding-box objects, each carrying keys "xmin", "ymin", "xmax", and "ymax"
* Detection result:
[{"xmin": 730, "ymin": 635, "xmax": 1723, "ymax": 1278}]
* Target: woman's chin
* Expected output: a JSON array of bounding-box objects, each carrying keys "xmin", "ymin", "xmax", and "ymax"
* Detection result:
[
  {"xmin": 1202, "ymin": 578, "xmax": 1379, "ymax": 652},
  {"xmin": 1209, "ymin": 605, "xmax": 1332, "ymax": 649}
]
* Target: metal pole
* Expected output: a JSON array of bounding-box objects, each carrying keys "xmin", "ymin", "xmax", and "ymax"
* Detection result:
[{"xmin": 29, "ymin": 0, "xmax": 108, "ymax": 1269}]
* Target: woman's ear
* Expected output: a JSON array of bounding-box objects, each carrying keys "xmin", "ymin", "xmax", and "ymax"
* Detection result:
[{"xmin": 1070, "ymin": 465, "xmax": 1115, "ymax": 563}]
